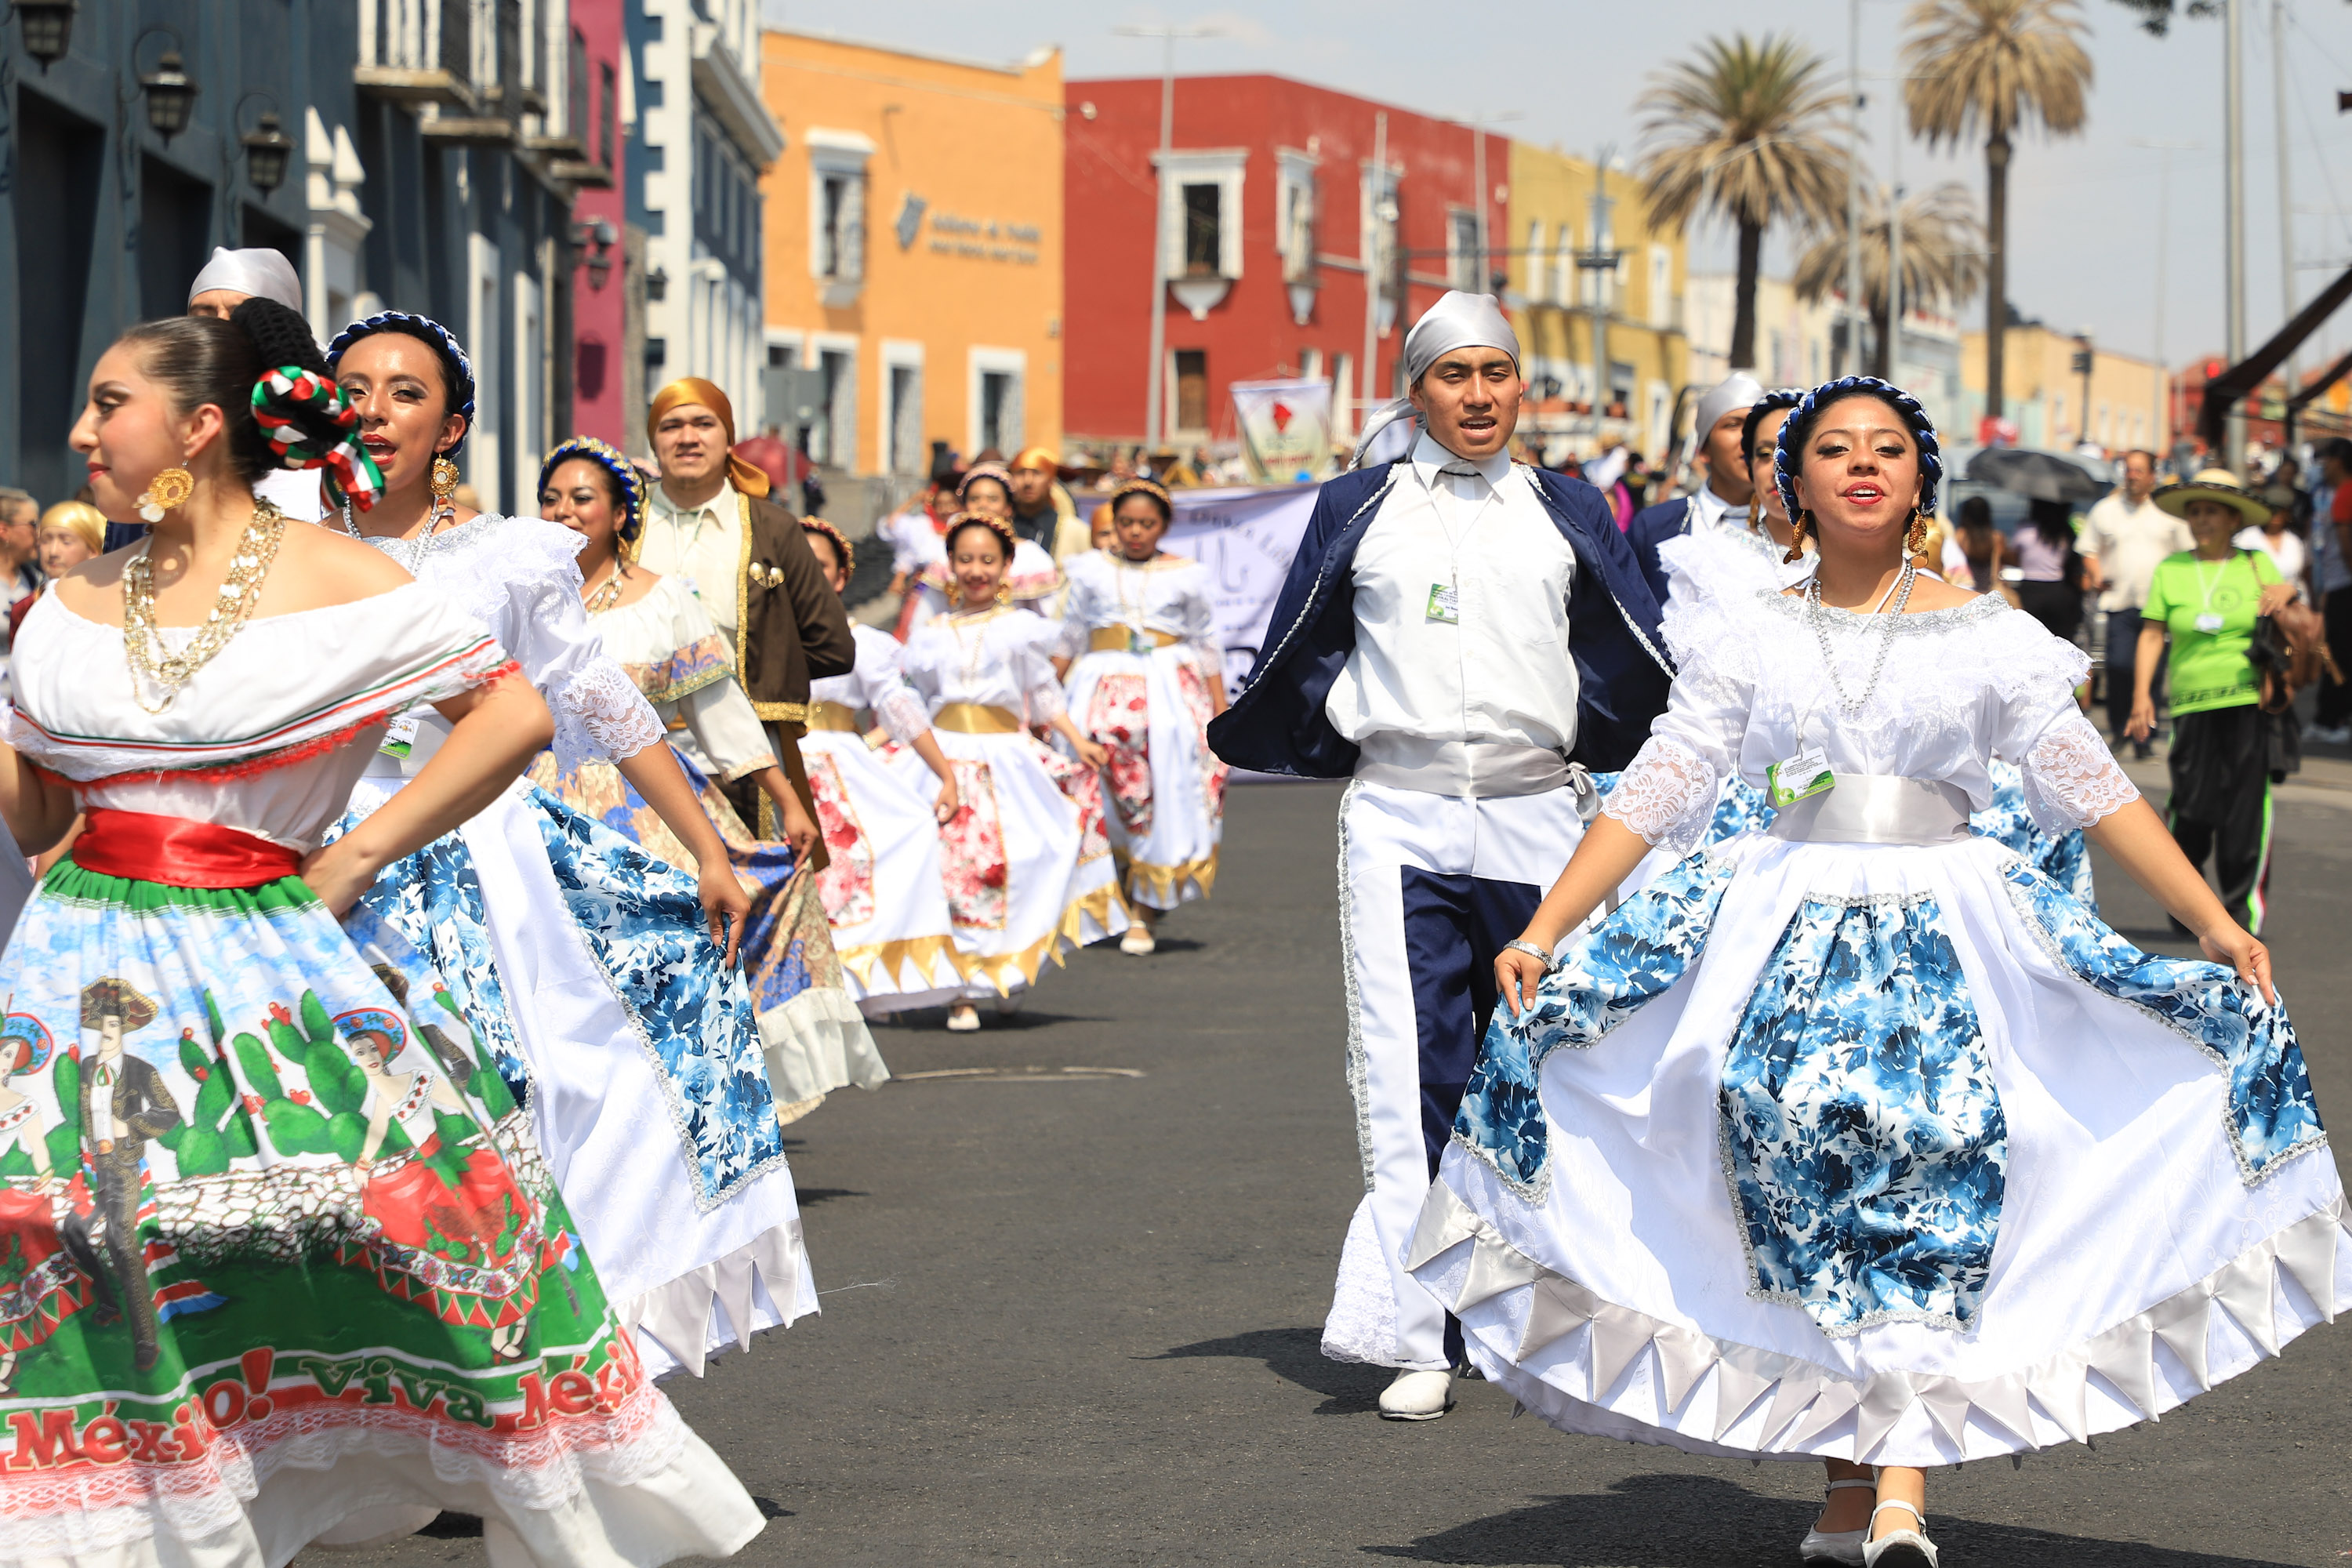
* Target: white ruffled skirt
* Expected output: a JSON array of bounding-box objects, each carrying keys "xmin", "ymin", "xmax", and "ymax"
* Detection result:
[
  {"xmin": 802, "ymin": 729, "xmax": 964, "ymax": 1015},
  {"xmin": 1413, "ymin": 829, "xmax": 2346, "ymax": 1467},
  {"xmin": 1062, "ymin": 644, "xmax": 1227, "ymax": 910}
]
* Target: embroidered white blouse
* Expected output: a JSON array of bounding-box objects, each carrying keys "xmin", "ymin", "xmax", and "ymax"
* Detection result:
[
  {"xmin": 1603, "ymin": 535, "xmax": 2139, "ymax": 858},
  {"xmin": 588, "ymin": 574, "xmax": 776, "ymax": 783},
  {"xmin": 1056, "ymin": 550, "xmax": 1221, "ymax": 675},
  {"xmin": 898, "ymin": 608, "xmax": 1068, "ymax": 726},
  {"xmin": 811, "ymin": 623, "xmax": 932, "ymax": 746}
]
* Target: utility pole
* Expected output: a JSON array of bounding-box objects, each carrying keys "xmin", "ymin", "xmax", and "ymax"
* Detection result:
[
  {"xmin": 2224, "ymin": 0, "xmax": 2248, "ymax": 470},
  {"xmin": 1359, "ymin": 111, "xmax": 1389, "ymax": 433},
  {"xmin": 1846, "ymin": 0, "xmax": 1865, "ymax": 377},
  {"xmin": 2134, "ymin": 137, "xmax": 2194, "ymax": 459},
  {"xmin": 1116, "ymin": 23, "xmax": 1223, "ymax": 452},
  {"xmin": 2274, "ymin": 0, "xmax": 2297, "ymax": 437},
  {"xmin": 1886, "ymin": 85, "xmax": 1904, "ymax": 382},
  {"xmin": 1577, "ymin": 147, "xmax": 1622, "ymax": 447},
  {"xmin": 1455, "ymin": 110, "xmax": 1523, "ymax": 297}
]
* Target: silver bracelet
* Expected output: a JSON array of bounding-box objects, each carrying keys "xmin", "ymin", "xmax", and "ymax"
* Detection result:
[{"xmin": 1502, "ymin": 938, "xmax": 1556, "ymax": 972}]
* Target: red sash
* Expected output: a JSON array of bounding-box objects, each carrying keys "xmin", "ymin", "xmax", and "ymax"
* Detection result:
[{"xmin": 70, "ymin": 808, "xmax": 304, "ymax": 889}]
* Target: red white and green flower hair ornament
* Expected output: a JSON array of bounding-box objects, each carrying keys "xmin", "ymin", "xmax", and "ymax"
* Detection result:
[{"xmin": 250, "ymin": 365, "xmax": 387, "ymax": 512}]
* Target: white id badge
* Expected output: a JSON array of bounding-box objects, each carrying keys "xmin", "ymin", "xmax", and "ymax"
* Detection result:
[
  {"xmin": 1766, "ymin": 746, "xmax": 1835, "ymax": 808},
  {"xmin": 2194, "ymin": 612, "xmax": 2225, "ymax": 633},
  {"xmin": 1426, "ymin": 582, "xmax": 1461, "ymax": 624},
  {"xmin": 379, "ymin": 708, "xmax": 422, "ymax": 760}
]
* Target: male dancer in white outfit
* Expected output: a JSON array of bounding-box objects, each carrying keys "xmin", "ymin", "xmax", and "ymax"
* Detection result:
[{"xmin": 1209, "ymin": 292, "xmax": 1671, "ymax": 1419}]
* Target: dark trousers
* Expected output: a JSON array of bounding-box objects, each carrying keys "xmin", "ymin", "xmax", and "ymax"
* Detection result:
[
  {"xmin": 1399, "ymin": 867, "xmax": 1544, "ymax": 1368},
  {"xmin": 57, "ymin": 1163, "xmax": 162, "ymax": 1368},
  {"xmin": 2166, "ymin": 706, "xmax": 2274, "ymax": 934},
  {"xmin": 2318, "ymin": 593, "xmax": 2352, "ymax": 728},
  {"xmin": 2103, "ymin": 607, "xmax": 2167, "ymax": 741}
]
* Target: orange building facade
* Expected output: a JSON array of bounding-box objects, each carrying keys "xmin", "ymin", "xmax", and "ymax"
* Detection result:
[{"xmin": 759, "ymin": 31, "xmax": 1065, "ymax": 479}]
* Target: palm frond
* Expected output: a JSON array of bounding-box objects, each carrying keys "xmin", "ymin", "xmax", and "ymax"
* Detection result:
[
  {"xmin": 1902, "ymin": 0, "xmax": 2094, "ymax": 149},
  {"xmin": 1635, "ymin": 33, "xmax": 1850, "ymax": 234},
  {"xmin": 1793, "ymin": 181, "xmax": 1988, "ymax": 314}
]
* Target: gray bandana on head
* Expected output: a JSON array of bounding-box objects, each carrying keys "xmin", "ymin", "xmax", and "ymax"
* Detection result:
[
  {"xmin": 187, "ymin": 247, "xmax": 303, "ymax": 314},
  {"xmin": 1694, "ymin": 372, "xmax": 1764, "ymax": 435},
  {"xmin": 1402, "ymin": 291, "xmax": 1521, "ymax": 387}
]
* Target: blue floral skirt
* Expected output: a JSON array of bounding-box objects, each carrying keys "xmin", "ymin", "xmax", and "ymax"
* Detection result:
[{"xmin": 1416, "ymin": 830, "xmax": 2344, "ymax": 1465}]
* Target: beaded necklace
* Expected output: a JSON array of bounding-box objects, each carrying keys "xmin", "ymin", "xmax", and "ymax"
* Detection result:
[{"xmin": 123, "ymin": 500, "xmax": 289, "ymax": 714}]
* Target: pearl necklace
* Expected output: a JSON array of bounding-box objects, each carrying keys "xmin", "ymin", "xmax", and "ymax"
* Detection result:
[
  {"xmin": 1804, "ymin": 561, "xmax": 1918, "ymax": 718},
  {"xmin": 341, "ymin": 496, "xmax": 455, "ymax": 573},
  {"xmin": 123, "ymin": 500, "xmax": 289, "ymax": 714}
]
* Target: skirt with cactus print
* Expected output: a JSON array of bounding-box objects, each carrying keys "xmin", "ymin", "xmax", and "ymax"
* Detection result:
[{"xmin": 0, "ymin": 860, "xmax": 669, "ymax": 1551}]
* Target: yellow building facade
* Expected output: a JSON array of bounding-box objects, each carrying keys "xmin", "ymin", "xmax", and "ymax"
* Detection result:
[
  {"xmin": 1503, "ymin": 143, "xmax": 1690, "ymax": 462},
  {"xmin": 759, "ymin": 32, "xmax": 1065, "ymax": 478},
  {"xmin": 1961, "ymin": 325, "xmax": 2169, "ymax": 456}
]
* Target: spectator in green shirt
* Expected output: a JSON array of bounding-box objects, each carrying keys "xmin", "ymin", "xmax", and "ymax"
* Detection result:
[{"xmin": 2127, "ymin": 469, "xmax": 2299, "ymax": 931}]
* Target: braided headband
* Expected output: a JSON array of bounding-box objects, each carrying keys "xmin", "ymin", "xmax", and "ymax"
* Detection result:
[
  {"xmin": 1772, "ymin": 375, "xmax": 1943, "ymax": 524},
  {"xmin": 957, "ymin": 462, "xmax": 1012, "ymax": 500},
  {"xmin": 800, "ymin": 517, "xmax": 855, "ymax": 578},
  {"xmin": 943, "ymin": 511, "xmax": 1017, "ymax": 556},
  {"xmin": 1109, "ymin": 477, "xmax": 1173, "ymax": 516},
  {"xmin": 1738, "ymin": 388, "xmax": 1806, "ymax": 463},
  {"xmin": 250, "ymin": 366, "xmax": 386, "ymax": 512},
  {"xmin": 326, "ymin": 312, "xmax": 478, "ymax": 456},
  {"xmin": 539, "ymin": 436, "xmax": 648, "ymax": 542}
]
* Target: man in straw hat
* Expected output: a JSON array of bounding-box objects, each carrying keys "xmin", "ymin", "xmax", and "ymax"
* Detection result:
[
  {"xmin": 58, "ymin": 978, "xmax": 180, "ymax": 1371},
  {"xmin": 2130, "ymin": 467, "xmax": 2301, "ymax": 935},
  {"xmin": 641, "ymin": 377, "xmax": 855, "ymax": 860},
  {"xmin": 1209, "ymin": 291, "xmax": 1671, "ymax": 1421},
  {"xmin": 1624, "ymin": 372, "xmax": 1762, "ymax": 605}
]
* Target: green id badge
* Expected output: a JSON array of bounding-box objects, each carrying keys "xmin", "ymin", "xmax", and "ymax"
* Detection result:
[
  {"xmin": 1766, "ymin": 748, "xmax": 1834, "ymax": 808},
  {"xmin": 1425, "ymin": 582, "xmax": 1461, "ymax": 623}
]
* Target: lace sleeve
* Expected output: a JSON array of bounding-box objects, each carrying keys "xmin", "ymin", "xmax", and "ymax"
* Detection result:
[
  {"xmin": 851, "ymin": 630, "xmax": 933, "ymax": 746},
  {"xmin": 1600, "ymin": 734, "xmax": 1720, "ymax": 857},
  {"xmin": 2016, "ymin": 707, "xmax": 2140, "ymax": 832},
  {"xmin": 553, "ymin": 659, "xmax": 666, "ymax": 771},
  {"xmin": 873, "ymin": 687, "xmax": 931, "ymax": 747}
]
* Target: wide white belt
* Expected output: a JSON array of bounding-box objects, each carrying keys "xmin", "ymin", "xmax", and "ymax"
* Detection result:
[
  {"xmin": 1767, "ymin": 774, "xmax": 1972, "ymax": 846},
  {"xmin": 1353, "ymin": 734, "xmax": 1588, "ymax": 806}
]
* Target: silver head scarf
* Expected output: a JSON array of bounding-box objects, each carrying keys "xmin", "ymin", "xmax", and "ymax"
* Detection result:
[
  {"xmin": 187, "ymin": 247, "xmax": 303, "ymax": 314},
  {"xmin": 1348, "ymin": 398, "xmax": 1422, "ymax": 471},
  {"xmin": 1693, "ymin": 372, "xmax": 1764, "ymax": 436},
  {"xmin": 1401, "ymin": 290, "xmax": 1521, "ymax": 387}
]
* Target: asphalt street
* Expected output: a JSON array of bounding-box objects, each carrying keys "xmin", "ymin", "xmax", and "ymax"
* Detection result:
[{"xmin": 332, "ymin": 768, "xmax": 2352, "ymax": 1568}]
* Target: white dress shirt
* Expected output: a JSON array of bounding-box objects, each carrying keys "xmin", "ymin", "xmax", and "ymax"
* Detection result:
[
  {"xmin": 1684, "ymin": 480, "xmax": 1741, "ymax": 536},
  {"xmin": 1324, "ymin": 432, "xmax": 1579, "ymax": 797},
  {"xmin": 640, "ymin": 479, "xmax": 745, "ymax": 634}
]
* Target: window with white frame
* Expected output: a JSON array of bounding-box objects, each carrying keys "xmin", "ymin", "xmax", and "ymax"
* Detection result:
[
  {"xmin": 1156, "ymin": 148, "xmax": 1247, "ymax": 280},
  {"xmin": 808, "ymin": 130, "xmax": 873, "ymax": 306},
  {"xmin": 1523, "ymin": 220, "xmax": 1544, "ymax": 300},
  {"xmin": 1446, "ymin": 209, "xmax": 1479, "ymax": 291},
  {"xmin": 969, "ymin": 347, "xmax": 1026, "ymax": 456},
  {"xmin": 1649, "ymin": 245, "xmax": 1672, "ymax": 328},
  {"xmin": 880, "ymin": 340, "xmax": 924, "ymax": 477},
  {"xmin": 808, "ymin": 338, "xmax": 857, "ymax": 466},
  {"xmin": 1276, "ymin": 148, "xmax": 1318, "ymax": 284}
]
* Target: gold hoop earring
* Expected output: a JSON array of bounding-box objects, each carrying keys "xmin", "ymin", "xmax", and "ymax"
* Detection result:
[
  {"xmin": 995, "ymin": 582, "xmax": 1012, "ymax": 608},
  {"xmin": 431, "ymin": 456, "xmax": 461, "ymax": 500},
  {"xmin": 136, "ymin": 466, "xmax": 194, "ymax": 523},
  {"xmin": 1784, "ymin": 509, "xmax": 1811, "ymax": 565},
  {"xmin": 946, "ymin": 579, "xmax": 961, "ymax": 608}
]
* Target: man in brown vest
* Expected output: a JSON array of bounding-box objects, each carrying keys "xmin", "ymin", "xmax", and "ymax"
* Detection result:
[{"xmin": 640, "ymin": 378, "xmax": 855, "ymax": 863}]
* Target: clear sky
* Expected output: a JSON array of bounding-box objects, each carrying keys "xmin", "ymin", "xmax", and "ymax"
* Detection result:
[{"xmin": 759, "ymin": 0, "xmax": 2352, "ymax": 377}]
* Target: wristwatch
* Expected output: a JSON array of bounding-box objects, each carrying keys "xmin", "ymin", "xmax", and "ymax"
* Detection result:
[{"xmin": 1502, "ymin": 938, "xmax": 1556, "ymax": 972}]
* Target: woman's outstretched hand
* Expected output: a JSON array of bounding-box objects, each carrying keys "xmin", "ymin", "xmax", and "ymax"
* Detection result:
[
  {"xmin": 1495, "ymin": 946, "xmax": 1550, "ymax": 1022},
  {"xmin": 2199, "ymin": 922, "xmax": 2276, "ymax": 1007}
]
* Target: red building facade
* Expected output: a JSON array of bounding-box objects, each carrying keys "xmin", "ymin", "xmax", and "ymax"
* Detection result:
[
  {"xmin": 564, "ymin": 0, "xmax": 628, "ymax": 448},
  {"xmin": 1062, "ymin": 74, "xmax": 1507, "ymax": 451}
]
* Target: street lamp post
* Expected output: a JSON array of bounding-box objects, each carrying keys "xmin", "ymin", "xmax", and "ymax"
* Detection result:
[
  {"xmin": 2132, "ymin": 138, "xmax": 2194, "ymax": 458},
  {"xmin": 2223, "ymin": 0, "xmax": 2247, "ymax": 469},
  {"xmin": 1360, "ymin": 111, "xmax": 1390, "ymax": 434},
  {"xmin": 1846, "ymin": 0, "xmax": 1864, "ymax": 377},
  {"xmin": 1116, "ymin": 23, "xmax": 1224, "ymax": 452}
]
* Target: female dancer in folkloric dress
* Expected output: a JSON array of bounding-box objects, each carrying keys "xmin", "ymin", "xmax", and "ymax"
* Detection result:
[
  {"xmin": 896, "ymin": 516, "xmax": 1129, "ymax": 1031},
  {"xmin": 0, "ymin": 303, "xmax": 762, "ymax": 1562},
  {"xmin": 532, "ymin": 438, "xmax": 886, "ymax": 1123},
  {"xmin": 1420, "ymin": 379, "xmax": 2343, "ymax": 1567},
  {"xmin": 325, "ymin": 317, "xmax": 815, "ymax": 1377},
  {"xmin": 898, "ymin": 464, "xmax": 1064, "ymax": 637},
  {"xmin": 1053, "ymin": 478, "xmax": 1228, "ymax": 954},
  {"xmin": 797, "ymin": 520, "xmax": 967, "ymax": 1018}
]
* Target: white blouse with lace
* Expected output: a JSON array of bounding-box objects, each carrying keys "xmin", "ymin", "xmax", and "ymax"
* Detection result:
[
  {"xmin": 5, "ymin": 583, "xmax": 515, "ymax": 849},
  {"xmin": 1604, "ymin": 550, "xmax": 2139, "ymax": 860},
  {"xmin": 898, "ymin": 607, "xmax": 1069, "ymax": 726},
  {"xmin": 812, "ymin": 624, "xmax": 933, "ymax": 746},
  {"xmin": 589, "ymin": 573, "xmax": 776, "ymax": 783},
  {"xmin": 1054, "ymin": 550, "xmax": 1222, "ymax": 673},
  {"xmin": 357, "ymin": 513, "xmax": 665, "ymax": 776}
]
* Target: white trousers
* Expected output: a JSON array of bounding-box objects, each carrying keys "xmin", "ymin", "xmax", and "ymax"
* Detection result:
[{"xmin": 1323, "ymin": 779, "xmax": 1585, "ymax": 1370}]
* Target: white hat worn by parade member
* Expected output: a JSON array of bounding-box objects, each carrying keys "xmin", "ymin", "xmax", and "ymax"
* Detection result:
[
  {"xmin": 1401, "ymin": 290, "xmax": 1522, "ymax": 386},
  {"xmin": 187, "ymin": 247, "xmax": 305, "ymax": 314},
  {"xmin": 1693, "ymin": 371, "xmax": 1765, "ymax": 435}
]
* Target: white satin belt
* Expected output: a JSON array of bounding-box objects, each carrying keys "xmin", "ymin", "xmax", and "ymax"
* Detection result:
[
  {"xmin": 1767, "ymin": 774, "xmax": 1972, "ymax": 846},
  {"xmin": 1354, "ymin": 734, "xmax": 1585, "ymax": 804}
]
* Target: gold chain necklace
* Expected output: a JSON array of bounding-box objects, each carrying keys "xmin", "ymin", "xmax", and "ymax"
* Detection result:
[
  {"xmin": 584, "ymin": 561, "xmax": 627, "ymax": 614},
  {"xmin": 122, "ymin": 500, "xmax": 289, "ymax": 714}
]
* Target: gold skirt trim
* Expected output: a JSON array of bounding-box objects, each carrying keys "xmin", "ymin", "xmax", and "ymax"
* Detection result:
[
  {"xmin": 1087, "ymin": 626, "xmax": 1181, "ymax": 653},
  {"xmin": 831, "ymin": 931, "xmax": 960, "ymax": 993},
  {"xmin": 805, "ymin": 701, "xmax": 863, "ymax": 733},
  {"xmin": 952, "ymin": 882, "xmax": 1131, "ymax": 996},
  {"xmin": 932, "ymin": 702, "xmax": 1022, "ymax": 735},
  {"xmin": 1115, "ymin": 848, "xmax": 1220, "ymax": 905}
]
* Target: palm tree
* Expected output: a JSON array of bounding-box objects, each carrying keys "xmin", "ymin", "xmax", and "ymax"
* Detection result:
[
  {"xmin": 1635, "ymin": 33, "xmax": 1848, "ymax": 372},
  {"xmin": 1903, "ymin": 0, "xmax": 2092, "ymax": 422},
  {"xmin": 1795, "ymin": 183, "xmax": 1988, "ymax": 382}
]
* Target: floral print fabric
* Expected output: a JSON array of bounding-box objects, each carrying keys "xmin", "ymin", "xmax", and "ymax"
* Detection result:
[
  {"xmin": 1085, "ymin": 673, "xmax": 1154, "ymax": 836},
  {"xmin": 2000, "ymin": 857, "xmax": 2325, "ymax": 1181},
  {"xmin": 1721, "ymin": 892, "xmax": 2007, "ymax": 1335},
  {"xmin": 941, "ymin": 759, "xmax": 1009, "ymax": 932},
  {"xmin": 807, "ymin": 753, "xmax": 877, "ymax": 927}
]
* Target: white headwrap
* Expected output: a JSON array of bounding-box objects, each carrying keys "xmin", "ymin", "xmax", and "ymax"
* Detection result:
[
  {"xmin": 186, "ymin": 247, "xmax": 303, "ymax": 314},
  {"xmin": 1401, "ymin": 290, "xmax": 1521, "ymax": 387},
  {"xmin": 1693, "ymin": 372, "xmax": 1764, "ymax": 434}
]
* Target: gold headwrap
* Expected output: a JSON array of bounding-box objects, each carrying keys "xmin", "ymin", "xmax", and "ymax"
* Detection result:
[{"xmin": 647, "ymin": 377, "xmax": 771, "ymax": 499}]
